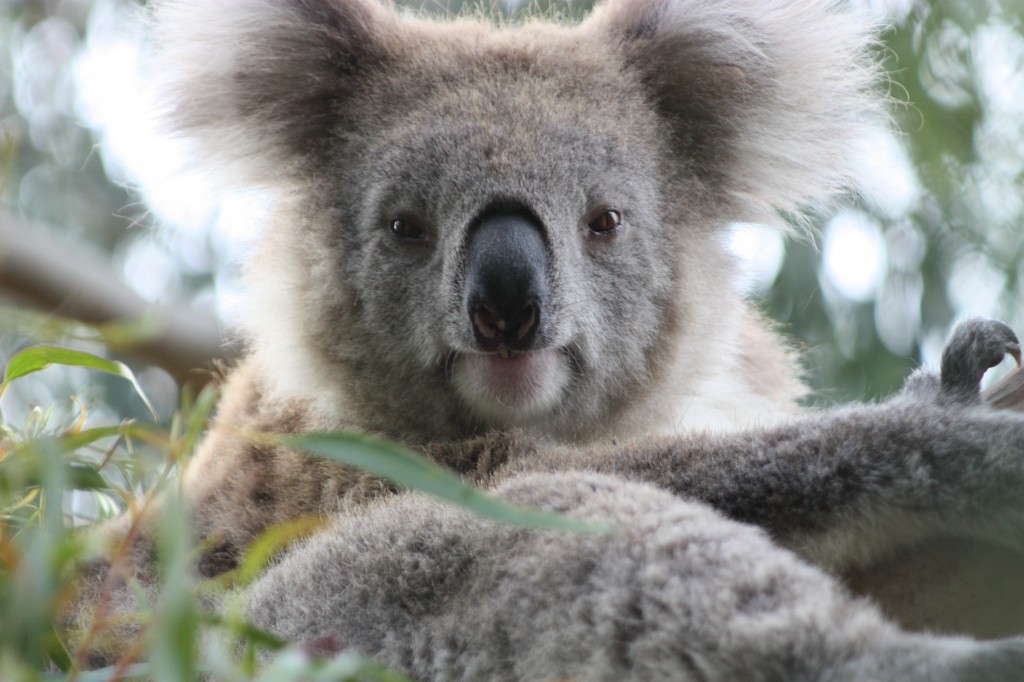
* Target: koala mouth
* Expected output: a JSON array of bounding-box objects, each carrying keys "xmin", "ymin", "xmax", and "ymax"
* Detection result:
[{"xmin": 452, "ymin": 347, "xmax": 570, "ymax": 423}]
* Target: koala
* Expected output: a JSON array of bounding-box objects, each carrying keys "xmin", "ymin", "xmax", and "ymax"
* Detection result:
[
  {"xmin": 153, "ymin": 0, "xmax": 870, "ymax": 574},
  {"xmin": 65, "ymin": 0, "xmax": 1024, "ymax": 679}
]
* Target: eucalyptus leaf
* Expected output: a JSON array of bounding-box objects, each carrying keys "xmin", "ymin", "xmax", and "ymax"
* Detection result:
[
  {"xmin": 0, "ymin": 448, "xmax": 109, "ymax": 492},
  {"xmin": 42, "ymin": 662, "xmax": 152, "ymax": 681},
  {"xmin": 1, "ymin": 346, "xmax": 157, "ymax": 419},
  {"xmin": 236, "ymin": 516, "xmax": 328, "ymax": 586},
  {"xmin": 256, "ymin": 649, "xmax": 411, "ymax": 682},
  {"xmin": 279, "ymin": 432, "xmax": 611, "ymax": 533},
  {"xmin": 54, "ymin": 424, "xmax": 139, "ymax": 454}
]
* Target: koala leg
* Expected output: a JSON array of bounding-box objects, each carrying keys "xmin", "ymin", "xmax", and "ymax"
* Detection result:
[{"xmin": 244, "ymin": 472, "xmax": 1023, "ymax": 682}]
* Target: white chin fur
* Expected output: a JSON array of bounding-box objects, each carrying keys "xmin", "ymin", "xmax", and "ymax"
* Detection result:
[{"xmin": 453, "ymin": 348, "xmax": 570, "ymax": 425}]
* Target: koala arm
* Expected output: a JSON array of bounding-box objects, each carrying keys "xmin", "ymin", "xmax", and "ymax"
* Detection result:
[
  {"xmin": 617, "ymin": 404, "xmax": 1022, "ymax": 565},
  {"xmin": 491, "ymin": 319, "xmax": 1024, "ymax": 570}
]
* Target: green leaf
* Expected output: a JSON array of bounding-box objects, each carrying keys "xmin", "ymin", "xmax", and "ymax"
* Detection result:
[
  {"xmin": 0, "ymin": 424, "xmax": 149, "ymax": 499},
  {"xmin": 42, "ymin": 662, "xmax": 152, "ymax": 681},
  {"xmin": 0, "ymin": 451, "xmax": 109, "ymax": 493},
  {"xmin": 11, "ymin": 423, "xmax": 142, "ymax": 458},
  {"xmin": 1, "ymin": 346, "xmax": 157, "ymax": 419},
  {"xmin": 278, "ymin": 432, "xmax": 611, "ymax": 533},
  {"xmin": 256, "ymin": 649, "xmax": 411, "ymax": 682},
  {"xmin": 235, "ymin": 516, "xmax": 328, "ymax": 586},
  {"xmin": 55, "ymin": 423, "xmax": 139, "ymax": 453},
  {"xmin": 64, "ymin": 464, "xmax": 109, "ymax": 491},
  {"xmin": 197, "ymin": 612, "xmax": 288, "ymax": 651}
]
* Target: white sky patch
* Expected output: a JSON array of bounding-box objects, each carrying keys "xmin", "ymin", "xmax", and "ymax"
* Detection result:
[
  {"xmin": 822, "ymin": 210, "xmax": 888, "ymax": 303},
  {"xmin": 855, "ymin": 0, "xmax": 914, "ymax": 22},
  {"xmin": 919, "ymin": 328, "xmax": 946, "ymax": 370},
  {"xmin": 727, "ymin": 223, "xmax": 785, "ymax": 296},
  {"xmin": 74, "ymin": 1, "xmax": 218, "ymax": 231},
  {"xmin": 968, "ymin": 21, "xmax": 1024, "ymax": 230},
  {"xmin": 947, "ymin": 254, "xmax": 1006, "ymax": 319},
  {"xmin": 74, "ymin": 0, "xmax": 155, "ymax": 185},
  {"xmin": 118, "ymin": 235, "xmax": 181, "ymax": 303},
  {"xmin": 74, "ymin": 0, "xmax": 255, "ymax": 302},
  {"xmin": 974, "ymin": 22, "xmax": 1024, "ymax": 122},
  {"xmin": 921, "ymin": 19, "xmax": 974, "ymax": 109},
  {"xmin": 853, "ymin": 129, "xmax": 921, "ymax": 220}
]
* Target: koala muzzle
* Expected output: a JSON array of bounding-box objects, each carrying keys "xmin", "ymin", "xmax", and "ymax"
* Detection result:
[{"xmin": 465, "ymin": 212, "xmax": 549, "ymax": 354}]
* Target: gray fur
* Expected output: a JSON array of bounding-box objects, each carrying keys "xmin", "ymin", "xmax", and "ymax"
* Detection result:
[
  {"xmin": 66, "ymin": 1, "xmax": 1024, "ymax": 679},
  {"xmin": 248, "ymin": 472, "xmax": 1022, "ymax": 682},
  {"xmin": 244, "ymin": 323, "xmax": 1024, "ymax": 680}
]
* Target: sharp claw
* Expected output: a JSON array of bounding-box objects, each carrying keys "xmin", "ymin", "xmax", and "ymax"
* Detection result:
[
  {"xmin": 1008, "ymin": 342, "xmax": 1022, "ymax": 368},
  {"xmin": 940, "ymin": 319, "xmax": 1021, "ymax": 404}
]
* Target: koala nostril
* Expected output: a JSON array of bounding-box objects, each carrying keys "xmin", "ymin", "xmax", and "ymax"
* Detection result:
[
  {"xmin": 515, "ymin": 301, "xmax": 538, "ymax": 341},
  {"xmin": 473, "ymin": 303, "xmax": 501, "ymax": 340},
  {"xmin": 470, "ymin": 299, "xmax": 541, "ymax": 352}
]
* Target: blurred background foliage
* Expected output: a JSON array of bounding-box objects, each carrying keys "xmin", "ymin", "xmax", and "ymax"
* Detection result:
[{"xmin": 1, "ymin": 0, "xmax": 1024, "ymax": 420}]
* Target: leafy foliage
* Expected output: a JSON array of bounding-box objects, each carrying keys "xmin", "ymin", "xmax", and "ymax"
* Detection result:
[{"xmin": 0, "ymin": 335, "xmax": 417, "ymax": 680}]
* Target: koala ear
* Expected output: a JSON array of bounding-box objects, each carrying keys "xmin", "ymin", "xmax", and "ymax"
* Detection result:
[
  {"xmin": 150, "ymin": 0, "xmax": 392, "ymax": 186},
  {"xmin": 587, "ymin": 0, "xmax": 884, "ymax": 227}
]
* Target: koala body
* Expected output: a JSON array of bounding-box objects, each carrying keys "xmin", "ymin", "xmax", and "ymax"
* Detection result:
[
  {"xmin": 70, "ymin": 0, "xmax": 1024, "ymax": 679},
  {"xmin": 156, "ymin": 0, "xmax": 865, "ymax": 562}
]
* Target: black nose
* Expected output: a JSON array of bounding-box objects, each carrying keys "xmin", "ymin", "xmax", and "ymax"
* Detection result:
[{"xmin": 464, "ymin": 211, "xmax": 548, "ymax": 353}]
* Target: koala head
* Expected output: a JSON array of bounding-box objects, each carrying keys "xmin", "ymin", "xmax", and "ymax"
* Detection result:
[{"xmin": 152, "ymin": 0, "xmax": 879, "ymax": 441}]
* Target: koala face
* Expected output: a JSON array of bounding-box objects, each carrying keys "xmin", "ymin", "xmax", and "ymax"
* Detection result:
[
  {"xmin": 299, "ymin": 33, "xmax": 689, "ymax": 436},
  {"xmin": 154, "ymin": 0, "xmax": 879, "ymax": 440}
]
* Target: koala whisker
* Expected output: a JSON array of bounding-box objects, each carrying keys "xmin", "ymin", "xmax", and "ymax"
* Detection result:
[{"xmin": 442, "ymin": 349, "xmax": 458, "ymax": 383}]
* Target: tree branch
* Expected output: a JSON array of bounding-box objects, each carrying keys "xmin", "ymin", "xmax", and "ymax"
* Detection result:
[{"xmin": 0, "ymin": 214, "xmax": 235, "ymax": 385}]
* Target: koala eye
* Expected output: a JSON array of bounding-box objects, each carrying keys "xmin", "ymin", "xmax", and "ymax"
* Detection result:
[
  {"xmin": 587, "ymin": 209, "xmax": 622, "ymax": 235},
  {"xmin": 389, "ymin": 217, "xmax": 427, "ymax": 242}
]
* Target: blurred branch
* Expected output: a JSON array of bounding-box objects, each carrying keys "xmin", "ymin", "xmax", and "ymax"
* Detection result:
[
  {"xmin": 986, "ymin": 368, "xmax": 1024, "ymax": 412},
  {"xmin": 0, "ymin": 214, "xmax": 235, "ymax": 385}
]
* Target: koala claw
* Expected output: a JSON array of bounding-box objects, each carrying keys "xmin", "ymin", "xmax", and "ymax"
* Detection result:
[{"xmin": 940, "ymin": 318, "xmax": 1021, "ymax": 404}]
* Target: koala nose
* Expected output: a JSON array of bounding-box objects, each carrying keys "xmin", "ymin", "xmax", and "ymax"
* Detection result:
[{"xmin": 464, "ymin": 211, "xmax": 549, "ymax": 354}]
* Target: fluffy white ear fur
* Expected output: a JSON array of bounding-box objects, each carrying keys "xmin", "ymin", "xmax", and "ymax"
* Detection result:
[
  {"xmin": 148, "ymin": 0, "xmax": 390, "ymax": 189},
  {"xmin": 589, "ymin": 0, "xmax": 886, "ymax": 228},
  {"xmin": 151, "ymin": 0, "xmax": 884, "ymax": 220}
]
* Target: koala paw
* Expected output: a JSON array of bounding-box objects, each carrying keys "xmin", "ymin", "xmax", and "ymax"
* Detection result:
[{"xmin": 940, "ymin": 318, "xmax": 1021, "ymax": 405}]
